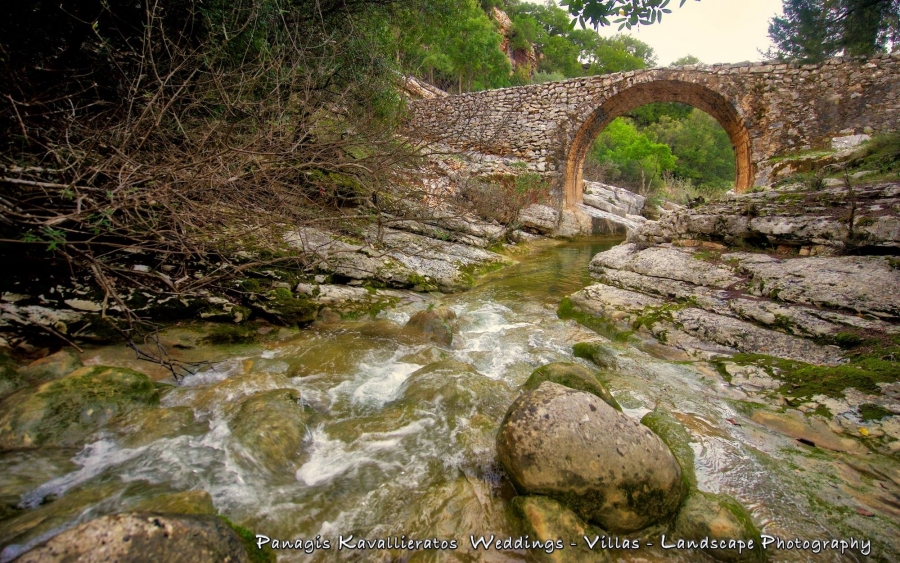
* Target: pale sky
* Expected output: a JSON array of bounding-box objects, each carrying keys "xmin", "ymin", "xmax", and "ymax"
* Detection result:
[{"xmin": 541, "ymin": 0, "xmax": 786, "ymax": 66}]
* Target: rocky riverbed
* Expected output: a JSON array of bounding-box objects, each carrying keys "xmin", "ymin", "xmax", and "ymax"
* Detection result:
[{"xmin": 564, "ymin": 181, "xmax": 900, "ymax": 459}]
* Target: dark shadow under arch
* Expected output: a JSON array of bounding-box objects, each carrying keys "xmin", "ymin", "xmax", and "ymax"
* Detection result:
[{"xmin": 563, "ymin": 80, "xmax": 753, "ymax": 207}]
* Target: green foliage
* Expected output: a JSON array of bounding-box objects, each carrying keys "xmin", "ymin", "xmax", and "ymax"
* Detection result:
[
  {"xmin": 671, "ymin": 54, "xmax": 702, "ymax": 66},
  {"xmin": 507, "ymin": 2, "xmax": 656, "ymax": 78},
  {"xmin": 587, "ymin": 117, "xmax": 676, "ymax": 191},
  {"xmin": 627, "ymin": 102, "xmax": 693, "ymax": 127},
  {"xmin": 647, "ymin": 110, "xmax": 736, "ymax": 189},
  {"xmin": 394, "ymin": 0, "xmax": 511, "ymax": 92},
  {"xmin": 586, "ymin": 105, "xmax": 735, "ymax": 200},
  {"xmin": 561, "ymin": 0, "xmax": 699, "ymax": 30}
]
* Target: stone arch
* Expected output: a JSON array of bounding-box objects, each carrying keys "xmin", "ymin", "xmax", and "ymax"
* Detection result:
[{"xmin": 562, "ymin": 79, "xmax": 753, "ymax": 207}]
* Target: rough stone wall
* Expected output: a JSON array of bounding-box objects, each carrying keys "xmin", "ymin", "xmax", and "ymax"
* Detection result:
[{"xmin": 407, "ymin": 54, "xmax": 900, "ymax": 205}]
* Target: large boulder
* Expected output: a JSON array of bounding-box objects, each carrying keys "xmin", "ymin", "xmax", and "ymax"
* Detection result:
[
  {"xmin": 0, "ymin": 366, "xmax": 160, "ymax": 450},
  {"xmin": 13, "ymin": 513, "xmax": 251, "ymax": 563},
  {"xmin": 496, "ymin": 382, "xmax": 684, "ymax": 532},
  {"xmin": 522, "ymin": 362, "xmax": 620, "ymax": 411}
]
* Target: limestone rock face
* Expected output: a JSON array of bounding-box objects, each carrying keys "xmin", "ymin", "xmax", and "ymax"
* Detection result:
[
  {"xmin": 496, "ymin": 382, "xmax": 684, "ymax": 532},
  {"xmin": 13, "ymin": 513, "xmax": 251, "ymax": 563},
  {"xmin": 633, "ymin": 183, "xmax": 900, "ymax": 252},
  {"xmin": 518, "ymin": 204, "xmax": 559, "ymax": 234},
  {"xmin": 730, "ymin": 253, "xmax": 900, "ymax": 319},
  {"xmin": 583, "ymin": 181, "xmax": 646, "ymax": 217}
]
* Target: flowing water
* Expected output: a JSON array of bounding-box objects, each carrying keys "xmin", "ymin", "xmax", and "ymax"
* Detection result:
[{"xmin": 1, "ymin": 238, "xmax": 898, "ymax": 562}]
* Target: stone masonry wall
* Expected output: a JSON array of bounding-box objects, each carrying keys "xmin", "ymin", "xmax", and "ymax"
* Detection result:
[{"xmin": 407, "ymin": 54, "xmax": 900, "ymax": 205}]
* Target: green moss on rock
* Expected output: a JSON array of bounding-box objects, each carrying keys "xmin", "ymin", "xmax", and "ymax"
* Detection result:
[
  {"xmin": 0, "ymin": 365, "xmax": 160, "ymax": 449},
  {"xmin": 255, "ymin": 289, "xmax": 318, "ymax": 326},
  {"xmin": 134, "ymin": 490, "xmax": 217, "ymax": 516},
  {"xmin": 508, "ymin": 495, "xmax": 607, "ymax": 563},
  {"xmin": 641, "ymin": 410, "xmax": 696, "ymax": 492},
  {"xmin": 200, "ymin": 324, "xmax": 261, "ymax": 346},
  {"xmin": 572, "ymin": 341, "xmax": 618, "ymax": 370},
  {"xmin": 523, "ymin": 362, "xmax": 621, "ymax": 411}
]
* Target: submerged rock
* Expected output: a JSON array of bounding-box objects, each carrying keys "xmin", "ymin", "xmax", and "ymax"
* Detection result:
[
  {"xmin": 750, "ymin": 409, "xmax": 868, "ymax": 454},
  {"xmin": 496, "ymin": 382, "xmax": 684, "ymax": 532},
  {"xmin": 509, "ymin": 495, "xmax": 608, "ymax": 563},
  {"xmin": 672, "ymin": 491, "xmax": 766, "ymax": 563},
  {"xmin": 229, "ymin": 388, "xmax": 311, "ymax": 473},
  {"xmin": 522, "ymin": 362, "xmax": 620, "ymax": 411},
  {"xmin": 402, "ymin": 307, "xmax": 457, "ymax": 347},
  {"xmin": 572, "ymin": 341, "xmax": 618, "ymax": 370},
  {"xmin": 13, "ymin": 513, "xmax": 251, "ymax": 563},
  {"xmin": 0, "ymin": 366, "xmax": 160, "ymax": 450},
  {"xmin": 391, "ymin": 360, "xmax": 510, "ymax": 421},
  {"xmin": 17, "ymin": 349, "xmax": 82, "ymax": 383}
]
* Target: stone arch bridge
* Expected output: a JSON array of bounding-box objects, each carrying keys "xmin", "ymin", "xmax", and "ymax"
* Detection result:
[{"xmin": 408, "ymin": 54, "xmax": 900, "ymax": 207}]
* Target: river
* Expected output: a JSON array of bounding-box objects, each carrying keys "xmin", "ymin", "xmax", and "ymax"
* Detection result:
[{"xmin": 1, "ymin": 238, "xmax": 896, "ymax": 562}]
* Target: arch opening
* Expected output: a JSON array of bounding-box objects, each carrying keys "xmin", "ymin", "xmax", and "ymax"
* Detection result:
[{"xmin": 563, "ymin": 80, "xmax": 752, "ymax": 207}]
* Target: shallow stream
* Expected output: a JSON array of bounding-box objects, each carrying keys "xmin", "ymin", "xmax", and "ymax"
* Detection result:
[{"xmin": 1, "ymin": 238, "xmax": 898, "ymax": 562}]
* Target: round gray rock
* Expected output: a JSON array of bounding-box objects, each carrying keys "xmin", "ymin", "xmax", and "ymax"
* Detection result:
[
  {"xmin": 497, "ymin": 382, "xmax": 684, "ymax": 532},
  {"xmin": 14, "ymin": 513, "xmax": 250, "ymax": 562}
]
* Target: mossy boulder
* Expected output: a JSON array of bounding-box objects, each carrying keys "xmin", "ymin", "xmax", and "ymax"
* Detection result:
[
  {"xmin": 0, "ymin": 366, "xmax": 160, "ymax": 450},
  {"xmin": 13, "ymin": 513, "xmax": 252, "ymax": 563},
  {"xmin": 497, "ymin": 382, "xmax": 684, "ymax": 533},
  {"xmin": 673, "ymin": 491, "xmax": 766, "ymax": 562},
  {"xmin": 573, "ymin": 342, "xmax": 618, "ymax": 370},
  {"xmin": 229, "ymin": 388, "xmax": 311, "ymax": 473},
  {"xmin": 509, "ymin": 495, "xmax": 609, "ymax": 563},
  {"xmin": 523, "ymin": 362, "xmax": 620, "ymax": 411},
  {"xmin": 254, "ymin": 288, "xmax": 318, "ymax": 326},
  {"xmin": 0, "ymin": 482, "xmax": 122, "ymax": 550},
  {"xmin": 402, "ymin": 307, "xmax": 456, "ymax": 347}
]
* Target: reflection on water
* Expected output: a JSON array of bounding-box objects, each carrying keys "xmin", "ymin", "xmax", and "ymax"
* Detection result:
[{"xmin": 1, "ymin": 237, "xmax": 896, "ymax": 562}]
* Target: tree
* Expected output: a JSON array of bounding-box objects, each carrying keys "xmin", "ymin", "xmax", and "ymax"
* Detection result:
[
  {"xmin": 561, "ymin": 0, "xmax": 700, "ymax": 30},
  {"xmin": 648, "ymin": 110, "xmax": 735, "ymax": 188},
  {"xmin": 671, "ymin": 54, "xmax": 702, "ymax": 66},
  {"xmin": 768, "ymin": 0, "xmax": 900, "ymax": 62},
  {"xmin": 587, "ymin": 117, "xmax": 676, "ymax": 192}
]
